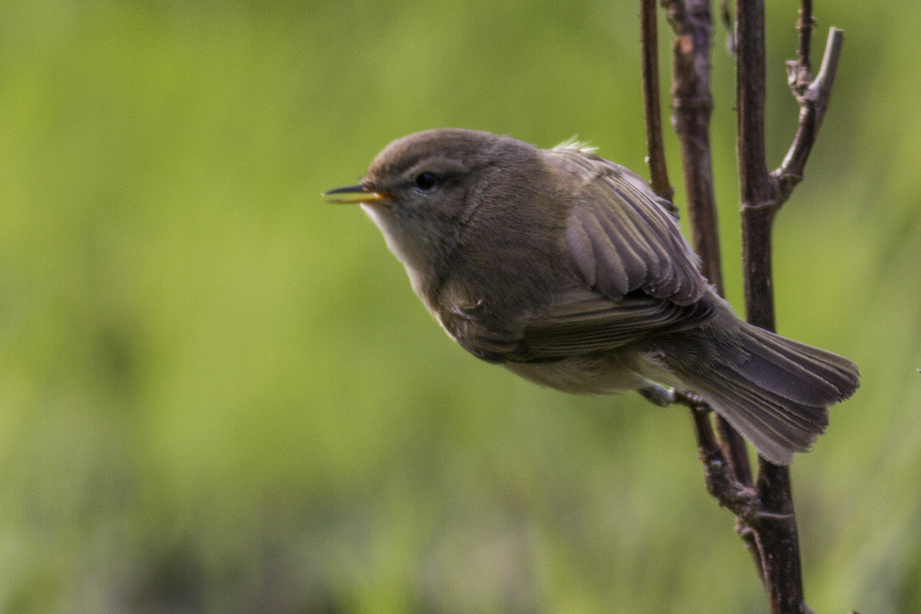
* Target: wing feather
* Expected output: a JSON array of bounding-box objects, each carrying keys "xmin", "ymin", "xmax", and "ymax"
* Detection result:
[
  {"xmin": 441, "ymin": 147, "xmax": 716, "ymax": 364},
  {"xmin": 546, "ymin": 148, "xmax": 707, "ymax": 306},
  {"xmin": 512, "ymin": 288, "xmax": 716, "ymax": 360},
  {"xmin": 445, "ymin": 286, "xmax": 717, "ymax": 363}
]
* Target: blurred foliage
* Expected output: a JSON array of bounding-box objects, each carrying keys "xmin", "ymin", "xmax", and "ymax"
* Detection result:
[{"xmin": 1, "ymin": 0, "xmax": 920, "ymax": 612}]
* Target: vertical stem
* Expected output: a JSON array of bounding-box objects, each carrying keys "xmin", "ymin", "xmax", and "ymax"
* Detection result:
[
  {"xmin": 736, "ymin": 0, "xmax": 771, "ymax": 213},
  {"xmin": 754, "ymin": 458, "xmax": 806, "ymax": 614},
  {"xmin": 640, "ymin": 0, "xmax": 674, "ymax": 200},
  {"xmin": 665, "ymin": 0, "xmax": 753, "ymax": 487},
  {"xmin": 737, "ymin": 0, "xmax": 806, "ymax": 611},
  {"xmin": 648, "ymin": 2, "xmax": 840, "ymax": 609},
  {"xmin": 796, "ymin": 0, "xmax": 813, "ymax": 78},
  {"xmin": 740, "ymin": 207, "xmax": 776, "ymax": 330},
  {"xmin": 737, "ymin": 0, "xmax": 777, "ymax": 333},
  {"xmin": 666, "ymin": 0, "xmax": 724, "ymax": 297}
]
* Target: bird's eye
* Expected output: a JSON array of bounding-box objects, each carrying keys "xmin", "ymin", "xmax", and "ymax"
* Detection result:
[{"xmin": 413, "ymin": 171, "xmax": 441, "ymax": 191}]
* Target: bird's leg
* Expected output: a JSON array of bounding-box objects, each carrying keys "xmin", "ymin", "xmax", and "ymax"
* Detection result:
[{"xmin": 638, "ymin": 383, "xmax": 676, "ymax": 406}]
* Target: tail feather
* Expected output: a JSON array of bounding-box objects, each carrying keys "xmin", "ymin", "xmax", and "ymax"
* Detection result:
[
  {"xmin": 676, "ymin": 323, "xmax": 859, "ymax": 465},
  {"xmin": 738, "ymin": 325, "xmax": 858, "ymax": 405}
]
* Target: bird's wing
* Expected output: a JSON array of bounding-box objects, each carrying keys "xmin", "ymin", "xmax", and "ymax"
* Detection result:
[
  {"xmin": 444, "ymin": 284, "xmax": 717, "ymax": 363},
  {"xmin": 548, "ymin": 147, "xmax": 708, "ymax": 305},
  {"xmin": 441, "ymin": 148, "xmax": 718, "ymax": 364},
  {"xmin": 516, "ymin": 287, "xmax": 715, "ymax": 359},
  {"xmin": 491, "ymin": 149, "xmax": 716, "ymax": 362}
]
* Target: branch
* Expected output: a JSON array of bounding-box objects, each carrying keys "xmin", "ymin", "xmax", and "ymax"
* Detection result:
[
  {"xmin": 737, "ymin": 2, "xmax": 801, "ymax": 611},
  {"xmin": 737, "ymin": 0, "xmax": 844, "ymax": 612},
  {"xmin": 796, "ymin": 0, "xmax": 814, "ymax": 79},
  {"xmin": 640, "ymin": 3, "xmax": 844, "ymax": 610},
  {"xmin": 772, "ymin": 28, "xmax": 844, "ymax": 203},
  {"xmin": 662, "ymin": 0, "xmax": 753, "ymax": 486},
  {"xmin": 676, "ymin": 401, "xmax": 807, "ymax": 528},
  {"xmin": 674, "ymin": 392, "xmax": 758, "ymax": 518},
  {"xmin": 671, "ymin": 392, "xmax": 763, "ymax": 581},
  {"xmin": 653, "ymin": 0, "xmax": 762, "ymax": 578},
  {"xmin": 661, "ymin": 0, "xmax": 725, "ymax": 297},
  {"xmin": 640, "ymin": 0, "xmax": 675, "ymax": 202}
]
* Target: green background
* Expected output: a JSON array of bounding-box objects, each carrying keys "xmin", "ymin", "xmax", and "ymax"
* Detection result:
[{"xmin": 2, "ymin": 0, "xmax": 919, "ymax": 612}]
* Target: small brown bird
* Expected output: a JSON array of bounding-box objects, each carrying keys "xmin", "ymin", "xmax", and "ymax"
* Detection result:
[{"xmin": 325, "ymin": 129, "xmax": 859, "ymax": 465}]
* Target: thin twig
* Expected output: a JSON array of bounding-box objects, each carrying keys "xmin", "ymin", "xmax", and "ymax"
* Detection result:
[
  {"xmin": 772, "ymin": 28, "xmax": 844, "ymax": 203},
  {"xmin": 674, "ymin": 393, "xmax": 758, "ymax": 518},
  {"xmin": 796, "ymin": 0, "xmax": 814, "ymax": 79},
  {"xmin": 640, "ymin": 0, "xmax": 674, "ymax": 202}
]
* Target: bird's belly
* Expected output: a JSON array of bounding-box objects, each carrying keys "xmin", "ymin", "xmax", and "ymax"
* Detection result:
[{"xmin": 503, "ymin": 351, "xmax": 680, "ymax": 395}]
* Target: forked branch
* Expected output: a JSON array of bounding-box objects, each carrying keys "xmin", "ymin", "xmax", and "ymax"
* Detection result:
[
  {"xmin": 772, "ymin": 28, "xmax": 844, "ymax": 204},
  {"xmin": 638, "ymin": 0, "xmax": 846, "ymax": 612}
]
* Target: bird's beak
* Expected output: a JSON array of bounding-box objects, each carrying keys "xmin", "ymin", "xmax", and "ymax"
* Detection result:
[{"xmin": 322, "ymin": 184, "xmax": 390, "ymax": 205}]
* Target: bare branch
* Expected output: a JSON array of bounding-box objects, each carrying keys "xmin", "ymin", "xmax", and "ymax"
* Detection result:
[
  {"xmin": 773, "ymin": 28, "xmax": 844, "ymax": 203},
  {"xmin": 736, "ymin": 0, "xmax": 842, "ymax": 610},
  {"xmin": 641, "ymin": 2, "xmax": 845, "ymax": 610},
  {"xmin": 639, "ymin": 0, "xmax": 675, "ymax": 202},
  {"xmin": 737, "ymin": 0, "xmax": 772, "ymax": 213},
  {"xmin": 674, "ymin": 392, "xmax": 757, "ymax": 517},
  {"xmin": 796, "ymin": 0, "xmax": 814, "ymax": 79},
  {"xmin": 663, "ymin": 0, "xmax": 755, "ymax": 494},
  {"xmin": 661, "ymin": 0, "xmax": 726, "ymax": 298}
]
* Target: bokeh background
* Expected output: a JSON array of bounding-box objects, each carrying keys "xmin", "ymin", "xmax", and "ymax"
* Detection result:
[{"xmin": 2, "ymin": 0, "xmax": 920, "ymax": 612}]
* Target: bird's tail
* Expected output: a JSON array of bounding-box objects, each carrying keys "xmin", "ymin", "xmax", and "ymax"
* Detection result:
[{"xmin": 675, "ymin": 323, "xmax": 859, "ymax": 465}]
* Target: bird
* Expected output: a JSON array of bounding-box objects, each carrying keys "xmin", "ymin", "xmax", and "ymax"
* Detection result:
[{"xmin": 325, "ymin": 128, "xmax": 859, "ymax": 465}]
